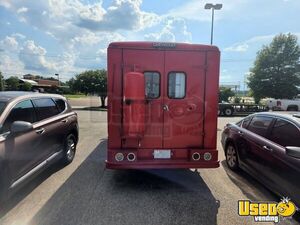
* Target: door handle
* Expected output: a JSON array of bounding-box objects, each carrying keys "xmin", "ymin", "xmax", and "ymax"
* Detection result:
[
  {"xmin": 163, "ymin": 104, "xmax": 169, "ymax": 111},
  {"xmin": 263, "ymin": 145, "xmax": 273, "ymax": 151},
  {"xmin": 36, "ymin": 128, "xmax": 45, "ymax": 134},
  {"xmin": 61, "ymin": 119, "xmax": 68, "ymax": 123}
]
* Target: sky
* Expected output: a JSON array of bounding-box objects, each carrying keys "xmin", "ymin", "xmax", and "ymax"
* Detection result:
[{"xmin": 0, "ymin": 0, "xmax": 299, "ymax": 88}]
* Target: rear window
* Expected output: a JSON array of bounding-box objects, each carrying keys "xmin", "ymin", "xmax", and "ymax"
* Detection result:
[
  {"xmin": 247, "ymin": 116, "xmax": 273, "ymax": 137},
  {"xmin": 33, "ymin": 98, "xmax": 59, "ymax": 121},
  {"xmin": 54, "ymin": 98, "xmax": 66, "ymax": 113},
  {"xmin": 144, "ymin": 72, "xmax": 160, "ymax": 99},
  {"xmin": 270, "ymin": 119, "xmax": 300, "ymax": 147},
  {"xmin": 168, "ymin": 72, "xmax": 186, "ymax": 99}
]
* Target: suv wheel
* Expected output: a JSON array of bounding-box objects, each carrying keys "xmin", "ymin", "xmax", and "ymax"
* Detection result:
[
  {"xmin": 62, "ymin": 134, "xmax": 76, "ymax": 165},
  {"xmin": 226, "ymin": 144, "xmax": 239, "ymax": 170}
]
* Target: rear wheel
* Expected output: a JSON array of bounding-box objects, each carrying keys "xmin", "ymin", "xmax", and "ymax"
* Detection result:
[
  {"xmin": 61, "ymin": 134, "xmax": 77, "ymax": 165},
  {"xmin": 223, "ymin": 107, "xmax": 234, "ymax": 116},
  {"xmin": 226, "ymin": 144, "xmax": 239, "ymax": 170}
]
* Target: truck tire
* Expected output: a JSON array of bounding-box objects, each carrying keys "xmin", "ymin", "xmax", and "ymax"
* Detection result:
[
  {"xmin": 287, "ymin": 105, "xmax": 299, "ymax": 111},
  {"xmin": 223, "ymin": 107, "xmax": 234, "ymax": 116}
]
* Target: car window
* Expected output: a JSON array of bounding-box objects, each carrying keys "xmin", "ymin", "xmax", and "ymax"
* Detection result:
[
  {"xmin": 247, "ymin": 116, "xmax": 273, "ymax": 137},
  {"xmin": 54, "ymin": 98, "xmax": 66, "ymax": 113},
  {"xmin": 1, "ymin": 100, "xmax": 36, "ymax": 134},
  {"xmin": 241, "ymin": 116, "xmax": 252, "ymax": 129},
  {"xmin": 33, "ymin": 98, "xmax": 59, "ymax": 121},
  {"xmin": 270, "ymin": 119, "xmax": 300, "ymax": 147}
]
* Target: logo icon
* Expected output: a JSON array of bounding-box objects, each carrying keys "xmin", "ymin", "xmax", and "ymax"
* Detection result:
[{"xmin": 238, "ymin": 197, "xmax": 297, "ymax": 223}]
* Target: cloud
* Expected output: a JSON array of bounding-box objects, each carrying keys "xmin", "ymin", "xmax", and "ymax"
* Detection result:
[
  {"xmin": 17, "ymin": 7, "xmax": 28, "ymax": 14},
  {"xmin": 19, "ymin": 40, "xmax": 59, "ymax": 72},
  {"xmin": 224, "ymin": 43, "xmax": 249, "ymax": 52},
  {"xmin": 224, "ymin": 33, "xmax": 300, "ymax": 53},
  {"xmin": 144, "ymin": 17, "xmax": 192, "ymax": 43},
  {"xmin": 0, "ymin": 36, "xmax": 19, "ymax": 51}
]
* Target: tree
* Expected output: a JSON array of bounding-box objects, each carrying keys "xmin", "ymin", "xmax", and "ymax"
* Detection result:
[
  {"xmin": 20, "ymin": 82, "xmax": 32, "ymax": 91},
  {"xmin": 248, "ymin": 33, "xmax": 300, "ymax": 102},
  {"xmin": 5, "ymin": 76, "xmax": 20, "ymax": 91},
  {"xmin": 0, "ymin": 71, "xmax": 4, "ymax": 91},
  {"xmin": 219, "ymin": 87, "xmax": 235, "ymax": 103},
  {"xmin": 69, "ymin": 69, "xmax": 107, "ymax": 107}
]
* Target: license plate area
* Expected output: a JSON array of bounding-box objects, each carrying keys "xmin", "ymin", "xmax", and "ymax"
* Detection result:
[{"xmin": 153, "ymin": 150, "xmax": 171, "ymax": 159}]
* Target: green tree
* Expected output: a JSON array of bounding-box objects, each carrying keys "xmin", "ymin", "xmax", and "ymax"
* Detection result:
[
  {"xmin": 219, "ymin": 87, "xmax": 235, "ymax": 103},
  {"xmin": 20, "ymin": 82, "xmax": 32, "ymax": 91},
  {"xmin": 248, "ymin": 33, "xmax": 300, "ymax": 102},
  {"xmin": 5, "ymin": 76, "xmax": 20, "ymax": 91},
  {"xmin": 70, "ymin": 69, "xmax": 107, "ymax": 107},
  {"xmin": 0, "ymin": 71, "xmax": 5, "ymax": 91}
]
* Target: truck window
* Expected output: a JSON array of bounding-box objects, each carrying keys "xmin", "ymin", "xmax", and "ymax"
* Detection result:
[
  {"xmin": 144, "ymin": 72, "xmax": 160, "ymax": 99},
  {"xmin": 270, "ymin": 119, "xmax": 300, "ymax": 147},
  {"xmin": 168, "ymin": 72, "xmax": 186, "ymax": 99}
]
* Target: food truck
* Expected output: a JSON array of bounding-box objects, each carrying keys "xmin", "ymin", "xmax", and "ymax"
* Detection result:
[{"xmin": 106, "ymin": 42, "xmax": 220, "ymax": 169}]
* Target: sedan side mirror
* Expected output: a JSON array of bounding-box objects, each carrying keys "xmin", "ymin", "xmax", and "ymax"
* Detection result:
[
  {"xmin": 10, "ymin": 121, "xmax": 33, "ymax": 134},
  {"xmin": 286, "ymin": 146, "xmax": 300, "ymax": 159}
]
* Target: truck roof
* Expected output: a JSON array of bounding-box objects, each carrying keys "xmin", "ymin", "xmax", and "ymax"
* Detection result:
[{"xmin": 108, "ymin": 41, "xmax": 219, "ymax": 52}]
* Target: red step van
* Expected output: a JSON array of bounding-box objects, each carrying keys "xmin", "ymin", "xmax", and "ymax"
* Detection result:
[{"xmin": 106, "ymin": 42, "xmax": 220, "ymax": 169}]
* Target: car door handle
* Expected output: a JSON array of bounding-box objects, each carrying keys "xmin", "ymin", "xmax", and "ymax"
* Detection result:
[
  {"xmin": 36, "ymin": 128, "xmax": 45, "ymax": 134},
  {"xmin": 263, "ymin": 145, "xmax": 273, "ymax": 151},
  {"xmin": 61, "ymin": 119, "xmax": 68, "ymax": 123}
]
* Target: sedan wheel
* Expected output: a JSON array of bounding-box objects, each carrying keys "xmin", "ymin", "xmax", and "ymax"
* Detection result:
[{"xmin": 226, "ymin": 144, "xmax": 239, "ymax": 170}]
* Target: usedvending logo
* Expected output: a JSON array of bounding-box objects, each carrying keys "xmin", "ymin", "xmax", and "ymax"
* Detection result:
[{"xmin": 238, "ymin": 197, "xmax": 297, "ymax": 223}]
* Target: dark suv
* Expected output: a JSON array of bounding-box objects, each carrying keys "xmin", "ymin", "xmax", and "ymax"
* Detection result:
[{"xmin": 0, "ymin": 92, "xmax": 78, "ymax": 199}]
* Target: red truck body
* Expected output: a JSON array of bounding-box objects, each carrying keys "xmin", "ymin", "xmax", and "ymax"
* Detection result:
[{"xmin": 106, "ymin": 42, "xmax": 220, "ymax": 169}]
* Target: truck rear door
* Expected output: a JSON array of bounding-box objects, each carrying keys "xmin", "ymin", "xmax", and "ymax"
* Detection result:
[
  {"xmin": 163, "ymin": 50, "xmax": 205, "ymax": 148},
  {"xmin": 122, "ymin": 49, "xmax": 206, "ymax": 149}
]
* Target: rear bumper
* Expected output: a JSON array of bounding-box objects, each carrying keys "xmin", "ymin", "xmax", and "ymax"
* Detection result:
[{"xmin": 106, "ymin": 160, "xmax": 220, "ymax": 169}]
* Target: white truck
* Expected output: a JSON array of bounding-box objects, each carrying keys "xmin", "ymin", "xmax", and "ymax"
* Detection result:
[{"xmin": 266, "ymin": 98, "xmax": 300, "ymax": 111}]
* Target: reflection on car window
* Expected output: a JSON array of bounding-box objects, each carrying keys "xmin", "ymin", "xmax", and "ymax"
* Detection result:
[
  {"xmin": 33, "ymin": 98, "xmax": 59, "ymax": 121},
  {"xmin": 247, "ymin": 116, "xmax": 273, "ymax": 137},
  {"xmin": 144, "ymin": 72, "xmax": 160, "ymax": 99},
  {"xmin": 1, "ymin": 100, "xmax": 36, "ymax": 134},
  {"xmin": 270, "ymin": 119, "xmax": 300, "ymax": 147}
]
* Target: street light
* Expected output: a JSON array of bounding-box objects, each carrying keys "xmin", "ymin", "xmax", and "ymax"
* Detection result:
[
  {"xmin": 204, "ymin": 3, "xmax": 223, "ymax": 45},
  {"xmin": 55, "ymin": 73, "xmax": 60, "ymax": 87}
]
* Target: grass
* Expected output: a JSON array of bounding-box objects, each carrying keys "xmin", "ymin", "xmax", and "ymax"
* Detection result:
[{"xmin": 64, "ymin": 94, "xmax": 86, "ymax": 99}]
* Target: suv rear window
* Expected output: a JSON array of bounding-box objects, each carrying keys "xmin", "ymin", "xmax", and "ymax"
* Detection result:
[
  {"xmin": 33, "ymin": 98, "xmax": 59, "ymax": 121},
  {"xmin": 247, "ymin": 116, "xmax": 273, "ymax": 137},
  {"xmin": 54, "ymin": 98, "xmax": 66, "ymax": 113}
]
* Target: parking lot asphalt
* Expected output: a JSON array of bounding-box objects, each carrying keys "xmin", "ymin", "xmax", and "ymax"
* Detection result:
[{"xmin": 0, "ymin": 111, "xmax": 298, "ymax": 225}]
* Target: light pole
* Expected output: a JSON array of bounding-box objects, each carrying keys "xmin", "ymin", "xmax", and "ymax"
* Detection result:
[
  {"xmin": 55, "ymin": 73, "xmax": 60, "ymax": 87},
  {"xmin": 204, "ymin": 3, "xmax": 222, "ymax": 45}
]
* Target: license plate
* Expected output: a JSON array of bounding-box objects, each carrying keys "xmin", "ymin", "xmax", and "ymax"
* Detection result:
[{"xmin": 153, "ymin": 150, "xmax": 171, "ymax": 159}]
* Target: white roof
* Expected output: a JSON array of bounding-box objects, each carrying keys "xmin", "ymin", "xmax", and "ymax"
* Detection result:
[{"xmin": 20, "ymin": 78, "xmax": 38, "ymax": 85}]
